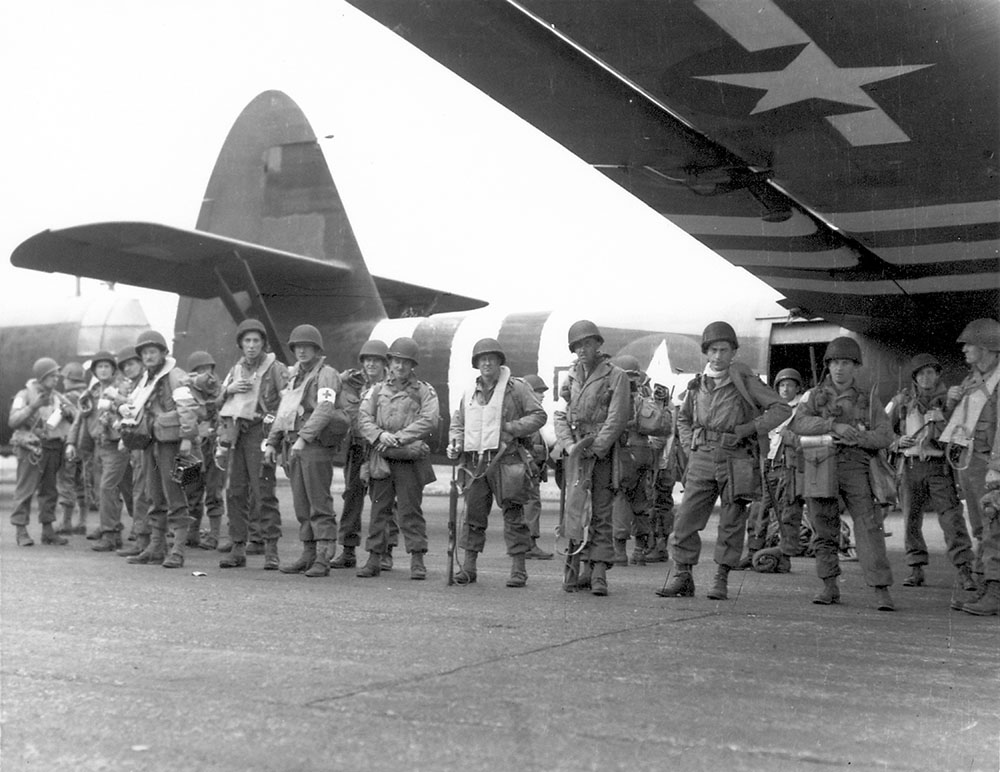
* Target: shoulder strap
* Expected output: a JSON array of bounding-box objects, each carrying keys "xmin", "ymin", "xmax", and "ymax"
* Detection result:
[{"xmin": 729, "ymin": 366, "xmax": 762, "ymax": 415}]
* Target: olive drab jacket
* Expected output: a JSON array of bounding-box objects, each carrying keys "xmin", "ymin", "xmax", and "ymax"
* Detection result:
[
  {"xmin": 266, "ymin": 358, "xmax": 344, "ymax": 447},
  {"xmin": 554, "ymin": 354, "xmax": 630, "ymax": 459},
  {"xmin": 449, "ymin": 368, "xmax": 547, "ymax": 457},
  {"xmin": 357, "ymin": 374, "xmax": 439, "ymax": 448},
  {"xmin": 887, "ymin": 382, "xmax": 951, "ymax": 458},
  {"xmin": 8, "ymin": 379, "xmax": 74, "ymax": 444},
  {"xmin": 791, "ymin": 377, "xmax": 892, "ymax": 456},
  {"xmin": 143, "ymin": 362, "xmax": 200, "ymax": 444}
]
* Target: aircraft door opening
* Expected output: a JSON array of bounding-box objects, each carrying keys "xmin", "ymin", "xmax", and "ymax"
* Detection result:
[{"xmin": 767, "ymin": 321, "xmax": 845, "ymax": 391}]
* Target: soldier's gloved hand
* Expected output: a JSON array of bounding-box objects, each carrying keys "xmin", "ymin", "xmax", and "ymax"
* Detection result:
[
  {"xmin": 289, "ymin": 437, "xmax": 306, "ymax": 459},
  {"xmin": 734, "ymin": 422, "xmax": 757, "ymax": 440},
  {"xmin": 947, "ymin": 385, "xmax": 964, "ymax": 403},
  {"xmin": 65, "ymin": 444, "xmax": 77, "ymax": 462},
  {"xmin": 832, "ymin": 423, "xmax": 860, "ymax": 444},
  {"xmin": 263, "ymin": 445, "xmax": 277, "ymax": 466},
  {"xmin": 897, "ymin": 435, "xmax": 916, "ymax": 449},
  {"xmin": 446, "ymin": 441, "xmax": 461, "ymax": 460}
]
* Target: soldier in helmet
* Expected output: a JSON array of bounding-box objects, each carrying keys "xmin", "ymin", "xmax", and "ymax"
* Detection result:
[
  {"xmin": 56, "ymin": 362, "xmax": 88, "ymax": 536},
  {"xmin": 942, "ymin": 318, "xmax": 1000, "ymax": 615},
  {"xmin": 330, "ymin": 339, "xmax": 401, "ymax": 571},
  {"xmin": 182, "ymin": 351, "xmax": 225, "ymax": 552},
  {"xmin": 217, "ymin": 320, "xmax": 289, "ymax": 569},
  {"xmin": 738, "ymin": 367, "xmax": 806, "ymax": 574},
  {"xmin": 266, "ymin": 324, "xmax": 346, "ymax": 577},
  {"xmin": 8, "ymin": 357, "xmax": 74, "ymax": 546},
  {"xmin": 554, "ymin": 320, "xmax": 630, "ymax": 596},
  {"xmin": 790, "ymin": 336, "xmax": 895, "ymax": 610},
  {"xmin": 886, "ymin": 354, "xmax": 975, "ymax": 594},
  {"xmin": 522, "ymin": 374, "xmax": 554, "ymax": 560},
  {"xmin": 113, "ymin": 346, "xmax": 152, "ymax": 558},
  {"xmin": 120, "ymin": 330, "xmax": 200, "ymax": 568},
  {"xmin": 656, "ymin": 321, "xmax": 791, "ymax": 601},
  {"xmin": 447, "ymin": 339, "xmax": 547, "ymax": 587},
  {"xmin": 356, "ymin": 337, "xmax": 440, "ymax": 580}
]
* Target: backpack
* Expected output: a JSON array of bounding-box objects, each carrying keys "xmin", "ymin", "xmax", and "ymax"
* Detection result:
[{"xmin": 634, "ymin": 393, "xmax": 672, "ymax": 436}]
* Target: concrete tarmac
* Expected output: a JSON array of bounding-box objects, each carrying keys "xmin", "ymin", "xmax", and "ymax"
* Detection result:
[{"xmin": 1, "ymin": 473, "xmax": 998, "ymax": 772}]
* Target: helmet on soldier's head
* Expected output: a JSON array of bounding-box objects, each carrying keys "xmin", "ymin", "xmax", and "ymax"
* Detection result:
[
  {"xmin": 135, "ymin": 330, "xmax": 168, "ymax": 355},
  {"xmin": 388, "ymin": 337, "xmax": 420, "ymax": 365},
  {"xmin": 774, "ymin": 368, "xmax": 803, "ymax": 389},
  {"xmin": 611, "ymin": 354, "xmax": 641, "ymax": 375},
  {"xmin": 823, "ymin": 336, "xmax": 862, "ymax": 365},
  {"xmin": 358, "ymin": 339, "xmax": 389, "ymax": 363},
  {"xmin": 701, "ymin": 321, "xmax": 738, "ymax": 353},
  {"xmin": 90, "ymin": 351, "xmax": 117, "ymax": 371},
  {"xmin": 524, "ymin": 374, "xmax": 548, "ymax": 393},
  {"xmin": 115, "ymin": 346, "xmax": 141, "ymax": 369},
  {"xmin": 186, "ymin": 351, "xmax": 216, "ymax": 371},
  {"xmin": 235, "ymin": 318, "xmax": 267, "ymax": 345},
  {"xmin": 61, "ymin": 362, "xmax": 86, "ymax": 384},
  {"xmin": 32, "ymin": 357, "xmax": 60, "ymax": 381},
  {"xmin": 471, "ymin": 338, "xmax": 506, "ymax": 368},
  {"xmin": 957, "ymin": 318, "xmax": 1000, "ymax": 351},
  {"xmin": 567, "ymin": 320, "xmax": 604, "ymax": 352},
  {"xmin": 288, "ymin": 324, "xmax": 324, "ymax": 352},
  {"xmin": 908, "ymin": 353, "xmax": 941, "ymax": 379}
]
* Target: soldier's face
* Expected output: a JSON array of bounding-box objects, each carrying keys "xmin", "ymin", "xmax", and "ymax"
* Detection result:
[
  {"xmin": 828, "ymin": 358, "xmax": 856, "ymax": 387},
  {"xmin": 140, "ymin": 346, "xmax": 165, "ymax": 369},
  {"xmin": 93, "ymin": 362, "xmax": 115, "ymax": 382},
  {"xmin": 572, "ymin": 337, "xmax": 601, "ymax": 368},
  {"xmin": 293, "ymin": 344, "xmax": 319, "ymax": 365},
  {"xmin": 476, "ymin": 353, "xmax": 502, "ymax": 382},
  {"xmin": 777, "ymin": 379, "xmax": 799, "ymax": 401},
  {"xmin": 361, "ymin": 356, "xmax": 386, "ymax": 381},
  {"xmin": 122, "ymin": 360, "xmax": 142, "ymax": 380},
  {"xmin": 389, "ymin": 356, "xmax": 415, "ymax": 380},
  {"xmin": 240, "ymin": 332, "xmax": 265, "ymax": 359},
  {"xmin": 706, "ymin": 342, "xmax": 735, "ymax": 371},
  {"xmin": 914, "ymin": 366, "xmax": 939, "ymax": 391},
  {"xmin": 41, "ymin": 374, "xmax": 59, "ymax": 391}
]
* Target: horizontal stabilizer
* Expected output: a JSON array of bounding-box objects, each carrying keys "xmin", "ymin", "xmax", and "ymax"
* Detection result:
[{"xmin": 372, "ymin": 275, "xmax": 487, "ymax": 317}]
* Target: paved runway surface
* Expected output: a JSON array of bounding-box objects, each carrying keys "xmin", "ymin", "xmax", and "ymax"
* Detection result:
[{"xmin": 1, "ymin": 471, "xmax": 998, "ymax": 772}]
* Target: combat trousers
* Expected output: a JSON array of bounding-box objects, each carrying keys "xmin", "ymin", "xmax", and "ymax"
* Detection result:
[
  {"xmin": 338, "ymin": 442, "xmax": 399, "ymax": 548},
  {"xmin": 145, "ymin": 441, "xmax": 193, "ymax": 542},
  {"xmin": 226, "ymin": 422, "xmax": 281, "ymax": 542},
  {"xmin": 807, "ymin": 453, "xmax": 892, "ymax": 587},
  {"xmin": 611, "ymin": 457, "xmax": 653, "ymax": 542},
  {"xmin": 669, "ymin": 447, "xmax": 751, "ymax": 568},
  {"xmin": 577, "ymin": 455, "xmax": 615, "ymax": 565},
  {"xmin": 651, "ymin": 466, "xmax": 676, "ymax": 541},
  {"xmin": 287, "ymin": 443, "xmax": 336, "ymax": 542},
  {"xmin": 523, "ymin": 478, "xmax": 542, "ymax": 539},
  {"xmin": 97, "ymin": 443, "xmax": 130, "ymax": 534},
  {"xmin": 186, "ymin": 437, "xmax": 224, "ymax": 535},
  {"xmin": 761, "ymin": 465, "xmax": 804, "ymax": 556},
  {"xmin": 900, "ymin": 456, "xmax": 973, "ymax": 569},
  {"xmin": 366, "ymin": 459, "xmax": 427, "ymax": 555},
  {"xmin": 10, "ymin": 444, "xmax": 61, "ymax": 526},
  {"xmin": 130, "ymin": 448, "xmax": 153, "ymax": 537},
  {"xmin": 56, "ymin": 452, "xmax": 86, "ymax": 514},
  {"xmin": 983, "ymin": 496, "xmax": 1000, "ymax": 583},
  {"xmin": 458, "ymin": 469, "xmax": 531, "ymax": 555},
  {"xmin": 958, "ymin": 452, "xmax": 988, "ymax": 540}
]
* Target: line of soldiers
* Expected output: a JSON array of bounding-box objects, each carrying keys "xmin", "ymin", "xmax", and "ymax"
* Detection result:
[{"xmin": 8, "ymin": 317, "xmax": 1000, "ymax": 615}]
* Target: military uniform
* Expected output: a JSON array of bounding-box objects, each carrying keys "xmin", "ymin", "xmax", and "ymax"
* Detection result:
[
  {"xmin": 184, "ymin": 361, "xmax": 226, "ymax": 551},
  {"xmin": 56, "ymin": 367, "xmax": 88, "ymax": 531}
]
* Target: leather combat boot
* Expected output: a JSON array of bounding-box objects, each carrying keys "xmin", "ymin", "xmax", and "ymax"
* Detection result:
[
  {"xmin": 506, "ymin": 553, "xmax": 527, "ymax": 588},
  {"xmin": 655, "ymin": 564, "xmax": 694, "ymax": 597},
  {"xmin": 576, "ymin": 560, "xmax": 592, "ymax": 590},
  {"xmin": 612, "ymin": 539, "xmax": 629, "ymax": 566},
  {"xmin": 874, "ymin": 586, "xmax": 895, "ymax": 611},
  {"xmin": 562, "ymin": 551, "xmax": 582, "ymax": 593},
  {"xmin": 91, "ymin": 532, "xmax": 119, "ymax": 552},
  {"xmin": 813, "ymin": 577, "xmax": 841, "ymax": 605},
  {"xmin": 410, "ymin": 551, "xmax": 427, "ymax": 581},
  {"xmin": 902, "ymin": 565, "xmax": 925, "ymax": 587},
  {"xmin": 590, "ymin": 562, "xmax": 609, "ymax": 596},
  {"xmin": 644, "ymin": 537, "xmax": 669, "ymax": 564},
  {"xmin": 280, "ymin": 541, "xmax": 316, "ymax": 573},
  {"xmin": 15, "ymin": 525, "xmax": 34, "ymax": 547},
  {"xmin": 951, "ymin": 582, "xmax": 986, "ymax": 611},
  {"xmin": 118, "ymin": 533, "xmax": 149, "ymax": 557},
  {"xmin": 56, "ymin": 506, "xmax": 75, "ymax": 535},
  {"xmin": 526, "ymin": 538, "xmax": 553, "ymax": 560},
  {"xmin": 455, "ymin": 550, "xmax": 478, "ymax": 585},
  {"xmin": 246, "ymin": 541, "xmax": 265, "ymax": 555},
  {"xmin": 380, "ymin": 545, "xmax": 394, "ymax": 572},
  {"xmin": 707, "ymin": 564, "xmax": 730, "ymax": 600},
  {"xmin": 962, "ymin": 580, "xmax": 1000, "ymax": 616},
  {"xmin": 127, "ymin": 529, "xmax": 166, "ymax": 564},
  {"xmin": 216, "ymin": 537, "xmax": 233, "ymax": 553},
  {"xmin": 956, "ymin": 564, "xmax": 978, "ymax": 592},
  {"xmin": 41, "ymin": 523, "xmax": 68, "ymax": 546},
  {"xmin": 356, "ymin": 552, "xmax": 381, "ymax": 578},
  {"xmin": 331, "ymin": 545, "xmax": 356, "ymax": 569},
  {"xmin": 630, "ymin": 536, "xmax": 647, "ymax": 566},
  {"xmin": 263, "ymin": 539, "xmax": 280, "ymax": 571},
  {"xmin": 199, "ymin": 516, "xmax": 221, "ymax": 550},
  {"xmin": 162, "ymin": 550, "xmax": 185, "ymax": 569},
  {"xmin": 305, "ymin": 540, "xmax": 333, "ymax": 577},
  {"xmin": 220, "ymin": 541, "xmax": 246, "ymax": 569}
]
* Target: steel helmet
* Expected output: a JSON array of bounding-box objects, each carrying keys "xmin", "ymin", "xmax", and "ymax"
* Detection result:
[
  {"xmin": 701, "ymin": 321, "xmax": 739, "ymax": 353},
  {"xmin": 567, "ymin": 320, "xmax": 604, "ymax": 352},
  {"xmin": 32, "ymin": 357, "xmax": 60, "ymax": 381},
  {"xmin": 908, "ymin": 353, "xmax": 941, "ymax": 379},
  {"xmin": 135, "ymin": 330, "xmax": 168, "ymax": 355},
  {"xmin": 115, "ymin": 345, "xmax": 141, "ymax": 369},
  {"xmin": 90, "ymin": 350, "xmax": 117, "ymax": 371},
  {"xmin": 774, "ymin": 368, "xmax": 803, "ymax": 389},
  {"xmin": 61, "ymin": 362, "xmax": 86, "ymax": 385},
  {"xmin": 524, "ymin": 374, "xmax": 548, "ymax": 393},
  {"xmin": 956, "ymin": 318, "xmax": 1000, "ymax": 351},
  {"xmin": 235, "ymin": 318, "xmax": 267, "ymax": 345},
  {"xmin": 186, "ymin": 351, "xmax": 216, "ymax": 371},
  {"xmin": 358, "ymin": 339, "xmax": 389, "ymax": 363},
  {"xmin": 288, "ymin": 324, "xmax": 324, "ymax": 352},
  {"xmin": 823, "ymin": 336, "xmax": 862, "ymax": 365},
  {"xmin": 471, "ymin": 337, "xmax": 506, "ymax": 367},
  {"xmin": 611, "ymin": 354, "xmax": 642, "ymax": 374},
  {"xmin": 387, "ymin": 337, "xmax": 420, "ymax": 365}
]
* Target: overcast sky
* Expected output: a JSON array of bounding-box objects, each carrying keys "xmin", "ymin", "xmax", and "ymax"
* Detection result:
[{"xmin": 1, "ymin": 1, "xmax": 783, "ymax": 336}]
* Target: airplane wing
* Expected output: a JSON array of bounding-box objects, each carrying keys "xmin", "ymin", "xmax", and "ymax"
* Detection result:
[
  {"xmin": 11, "ymin": 221, "xmax": 486, "ymax": 313},
  {"xmin": 347, "ymin": 0, "xmax": 999, "ymax": 346}
]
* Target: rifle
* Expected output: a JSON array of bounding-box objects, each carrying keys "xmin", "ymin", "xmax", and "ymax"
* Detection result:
[{"xmin": 447, "ymin": 456, "xmax": 459, "ymax": 586}]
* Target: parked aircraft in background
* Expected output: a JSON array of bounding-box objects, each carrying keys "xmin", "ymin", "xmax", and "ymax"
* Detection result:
[{"xmin": 11, "ymin": 90, "xmax": 917, "ymax": 452}]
